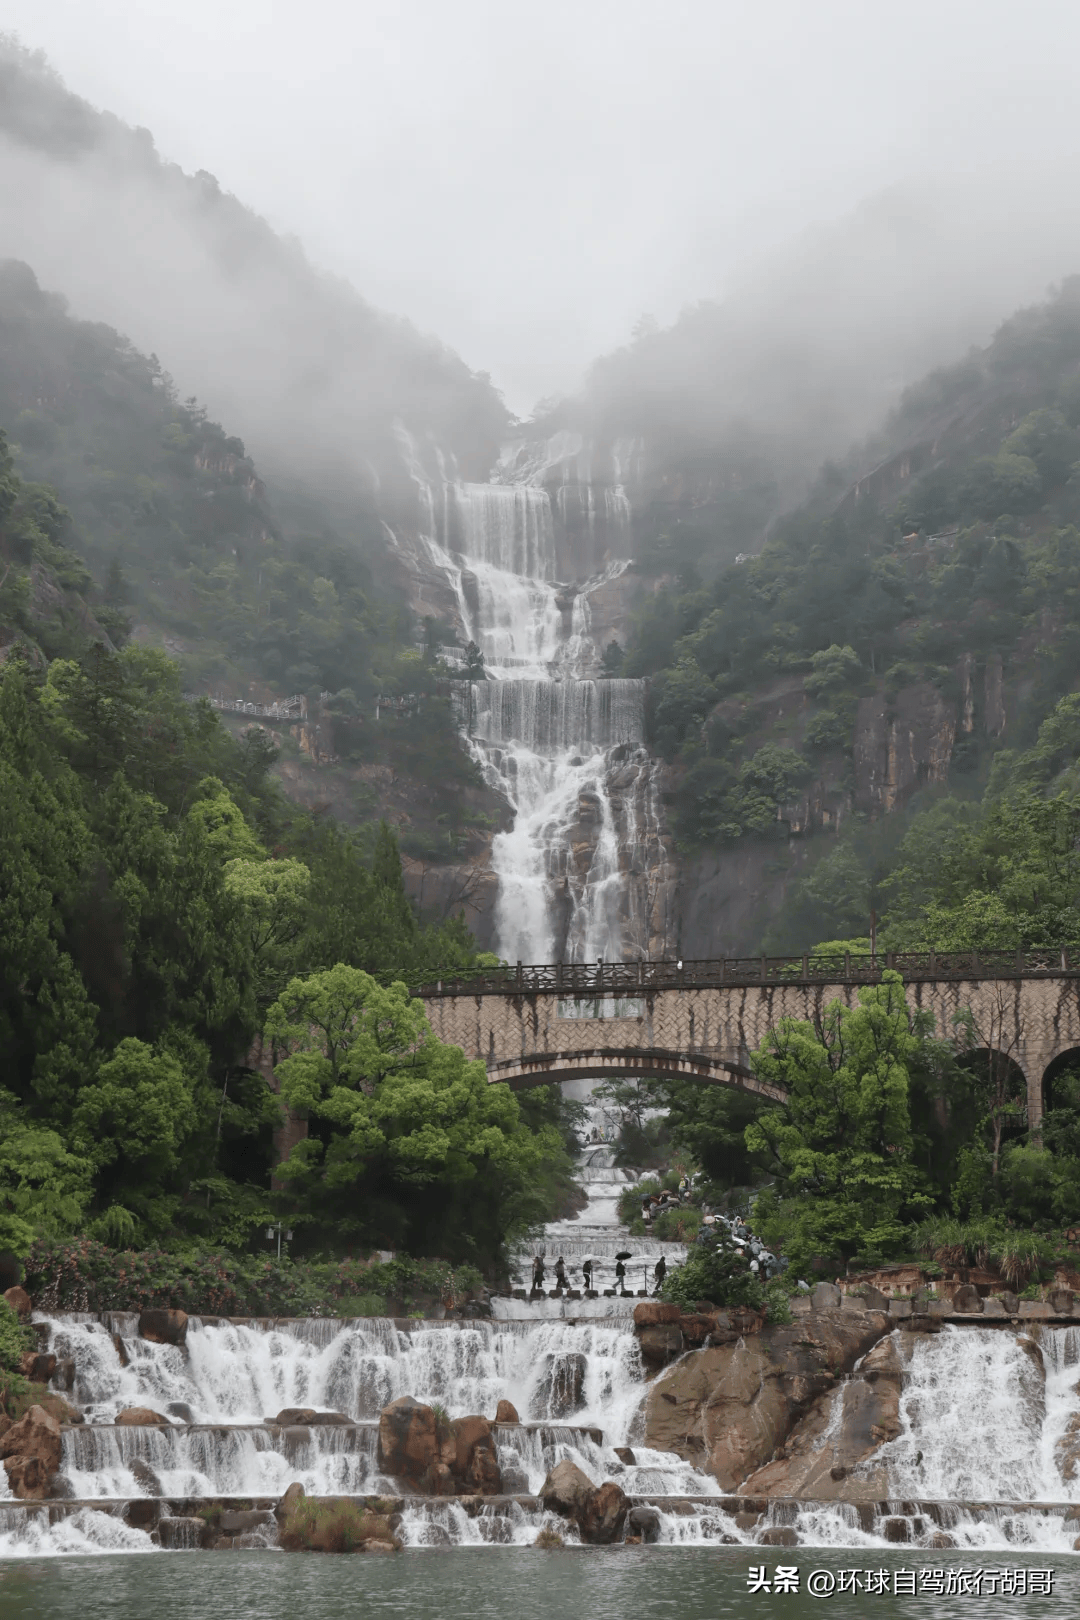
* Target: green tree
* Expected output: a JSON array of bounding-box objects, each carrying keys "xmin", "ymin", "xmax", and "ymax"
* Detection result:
[
  {"xmin": 745, "ymin": 973, "xmax": 932, "ymax": 1270},
  {"xmin": 264, "ymin": 966, "xmax": 569, "ymax": 1264}
]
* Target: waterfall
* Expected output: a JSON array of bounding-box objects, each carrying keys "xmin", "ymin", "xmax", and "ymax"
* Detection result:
[
  {"xmin": 7, "ymin": 1311, "xmax": 1080, "ymax": 1556},
  {"xmin": 395, "ymin": 422, "xmax": 671, "ymax": 963}
]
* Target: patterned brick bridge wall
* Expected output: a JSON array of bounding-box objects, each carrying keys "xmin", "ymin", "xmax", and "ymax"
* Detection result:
[{"xmin": 418, "ymin": 958, "xmax": 1080, "ymax": 1128}]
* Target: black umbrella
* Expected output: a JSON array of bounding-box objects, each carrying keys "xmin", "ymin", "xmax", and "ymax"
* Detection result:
[{"xmin": 615, "ymin": 1250, "xmax": 633, "ymax": 1261}]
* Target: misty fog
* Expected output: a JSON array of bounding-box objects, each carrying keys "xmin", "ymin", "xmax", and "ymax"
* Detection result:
[{"xmin": 3, "ymin": 8, "xmax": 1080, "ymax": 524}]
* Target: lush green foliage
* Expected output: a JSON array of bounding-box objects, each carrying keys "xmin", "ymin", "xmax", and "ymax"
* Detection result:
[
  {"xmin": 265, "ymin": 965, "xmax": 572, "ymax": 1265},
  {"xmin": 0, "ymin": 1299, "xmax": 32, "ymax": 1375},
  {"xmin": 744, "ymin": 974, "xmax": 934, "ymax": 1271},
  {"xmin": 0, "ymin": 633, "xmax": 558, "ymax": 1265},
  {"xmin": 22, "ymin": 1238, "xmax": 484, "ymax": 1317}
]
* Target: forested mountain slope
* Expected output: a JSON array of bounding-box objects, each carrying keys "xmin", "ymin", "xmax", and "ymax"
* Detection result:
[
  {"xmin": 0, "ymin": 259, "xmax": 500, "ymax": 871},
  {"xmin": 627, "ymin": 278, "xmax": 1080, "ymax": 955}
]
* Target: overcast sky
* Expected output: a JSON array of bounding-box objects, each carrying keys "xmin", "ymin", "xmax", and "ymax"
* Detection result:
[{"xmin": 6, "ymin": 0, "xmax": 1080, "ymax": 413}]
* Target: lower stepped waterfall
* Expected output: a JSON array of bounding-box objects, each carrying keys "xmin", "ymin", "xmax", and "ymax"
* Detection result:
[{"xmin": 7, "ymin": 1313, "xmax": 1080, "ymax": 1555}]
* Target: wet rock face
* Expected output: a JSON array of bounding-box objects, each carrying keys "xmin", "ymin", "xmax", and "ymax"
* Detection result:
[
  {"xmin": 494, "ymin": 1399, "xmax": 520, "ymax": 1424},
  {"xmin": 0, "ymin": 1404, "xmax": 62, "ymax": 1499},
  {"xmin": 540, "ymin": 1460, "xmax": 627, "ymax": 1544},
  {"xmin": 447, "ymin": 1416, "xmax": 502, "ymax": 1495},
  {"xmin": 533, "ymin": 1351, "xmax": 587, "ymax": 1418},
  {"xmin": 578, "ymin": 1481, "xmax": 628, "ymax": 1545},
  {"xmin": 742, "ymin": 1332, "xmax": 906, "ymax": 1502},
  {"xmin": 378, "ymin": 1396, "xmax": 439, "ymax": 1483},
  {"xmin": 643, "ymin": 1310, "xmax": 893, "ymax": 1492},
  {"xmin": 138, "ymin": 1308, "xmax": 188, "ymax": 1346}
]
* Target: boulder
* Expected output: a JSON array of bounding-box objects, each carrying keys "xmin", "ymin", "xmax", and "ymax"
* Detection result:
[
  {"xmin": 275, "ymin": 1482, "xmax": 305, "ymax": 1521},
  {"xmin": 633, "ymin": 1302, "xmax": 681, "ymax": 1326},
  {"xmin": 20, "ymin": 1353, "xmax": 57, "ymax": 1384},
  {"xmin": 3, "ymin": 1285, "xmax": 31, "ymax": 1320},
  {"xmin": 952, "ymin": 1285, "xmax": 982, "ymax": 1313},
  {"xmin": 378, "ymin": 1396, "xmax": 439, "ymax": 1482},
  {"xmin": 628, "ymin": 1505, "xmax": 661, "ymax": 1543},
  {"xmin": 0, "ymin": 1404, "xmax": 62, "ymax": 1499},
  {"xmin": 982, "ymin": 1298, "xmax": 1006, "ymax": 1317},
  {"xmin": 421, "ymin": 1461, "xmax": 455, "ymax": 1496},
  {"xmin": 115, "ymin": 1407, "xmax": 171, "ymax": 1426},
  {"xmin": 275, "ymin": 1407, "xmax": 317, "ymax": 1427},
  {"xmin": 614, "ymin": 1446, "xmax": 636, "ymax": 1465},
  {"xmin": 578, "ymin": 1480, "xmax": 627, "ymax": 1545},
  {"xmin": 810, "ymin": 1283, "xmax": 842, "ymax": 1311},
  {"xmin": 1001, "ymin": 1291, "xmax": 1020, "ymax": 1314},
  {"xmin": 884, "ymin": 1517, "xmax": 910, "ymax": 1542},
  {"xmin": 862, "ymin": 1286, "xmax": 889, "ymax": 1312},
  {"xmin": 138, "ymin": 1308, "xmax": 188, "ymax": 1346},
  {"xmin": 759, "ymin": 1526, "xmax": 798, "ymax": 1546},
  {"xmin": 220, "ymin": 1508, "xmax": 274, "ymax": 1535},
  {"xmin": 1051, "ymin": 1288, "xmax": 1075, "ymax": 1315},
  {"xmin": 540, "ymin": 1458, "xmax": 595, "ymax": 1518},
  {"xmin": 637, "ymin": 1324, "xmax": 684, "ymax": 1370},
  {"xmin": 448, "ymin": 1416, "xmax": 502, "ymax": 1494},
  {"xmin": 495, "ymin": 1399, "xmax": 520, "ymax": 1424},
  {"xmin": 129, "ymin": 1457, "xmax": 164, "ymax": 1496},
  {"xmin": 308, "ymin": 1411, "xmax": 351, "ymax": 1426}
]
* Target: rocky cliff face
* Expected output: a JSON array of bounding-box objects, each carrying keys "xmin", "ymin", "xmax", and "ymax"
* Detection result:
[{"xmin": 643, "ymin": 1308, "xmax": 892, "ymax": 1492}]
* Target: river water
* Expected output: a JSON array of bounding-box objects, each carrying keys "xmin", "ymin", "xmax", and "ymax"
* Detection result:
[{"xmin": 0, "ymin": 1547, "xmax": 1074, "ymax": 1620}]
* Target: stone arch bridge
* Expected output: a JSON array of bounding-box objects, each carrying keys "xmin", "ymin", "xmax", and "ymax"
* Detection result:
[{"xmin": 418, "ymin": 952, "xmax": 1080, "ymax": 1128}]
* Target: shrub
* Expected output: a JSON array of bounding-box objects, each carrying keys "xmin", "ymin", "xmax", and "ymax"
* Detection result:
[
  {"xmin": 278, "ymin": 1497, "xmax": 398, "ymax": 1553},
  {"xmin": 660, "ymin": 1244, "xmax": 766, "ymax": 1313},
  {"xmin": 22, "ymin": 1239, "xmax": 483, "ymax": 1318},
  {"xmin": 534, "ymin": 1527, "xmax": 565, "ymax": 1548},
  {"xmin": 0, "ymin": 1299, "xmax": 31, "ymax": 1376}
]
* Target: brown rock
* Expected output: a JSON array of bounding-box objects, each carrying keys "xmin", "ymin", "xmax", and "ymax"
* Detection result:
[
  {"xmin": 449, "ymin": 1415, "xmax": 502, "ymax": 1494},
  {"xmin": 613, "ymin": 1447, "xmax": 636, "ymax": 1465},
  {"xmin": 540, "ymin": 1458, "xmax": 595, "ymax": 1518},
  {"xmin": 1051, "ymin": 1288, "xmax": 1075, "ymax": 1315},
  {"xmin": 759, "ymin": 1526, "xmax": 798, "ymax": 1545},
  {"xmin": 0, "ymin": 1404, "xmax": 62, "ymax": 1500},
  {"xmin": 138, "ymin": 1308, "xmax": 187, "ymax": 1345},
  {"xmin": 115, "ymin": 1407, "xmax": 171, "ymax": 1426},
  {"xmin": 930, "ymin": 1531, "xmax": 956, "ymax": 1549},
  {"xmin": 733, "ymin": 1510, "xmax": 761, "ymax": 1530},
  {"xmin": 637, "ymin": 1324, "xmax": 684, "ymax": 1369},
  {"xmin": 19, "ymin": 1353, "xmax": 56, "ymax": 1384},
  {"xmin": 884, "ymin": 1517, "xmax": 910, "ymax": 1542},
  {"xmin": 378, "ymin": 1396, "xmax": 439, "ymax": 1482},
  {"xmin": 276, "ymin": 1481, "xmax": 306, "ymax": 1521},
  {"xmin": 633, "ymin": 1302, "xmax": 681, "ymax": 1326},
  {"xmin": 3, "ymin": 1285, "xmax": 31, "ymax": 1320},
  {"xmin": 275, "ymin": 1407, "xmax": 317, "ymax": 1427},
  {"xmin": 495, "ymin": 1400, "xmax": 520, "ymax": 1424},
  {"xmin": 578, "ymin": 1481, "xmax": 627, "ymax": 1545},
  {"xmin": 421, "ymin": 1461, "xmax": 455, "ymax": 1495},
  {"xmin": 361, "ymin": 1539, "xmax": 399, "ymax": 1554},
  {"xmin": 645, "ymin": 1312, "xmax": 893, "ymax": 1492},
  {"xmin": 952, "ymin": 1285, "xmax": 982, "ymax": 1313}
]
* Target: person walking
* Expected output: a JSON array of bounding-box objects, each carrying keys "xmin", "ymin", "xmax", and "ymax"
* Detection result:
[
  {"xmin": 615, "ymin": 1258, "xmax": 627, "ymax": 1294},
  {"xmin": 653, "ymin": 1255, "xmax": 667, "ymax": 1294},
  {"xmin": 532, "ymin": 1254, "xmax": 545, "ymax": 1293},
  {"xmin": 554, "ymin": 1256, "xmax": 568, "ymax": 1290},
  {"xmin": 582, "ymin": 1258, "xmax": 594, "ymax": 1292}
]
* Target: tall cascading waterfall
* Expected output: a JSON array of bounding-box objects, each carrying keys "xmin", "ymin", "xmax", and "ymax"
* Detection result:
[{"xmin": 394, "ymin": 424, "xmax": 673, "ymax": 965}]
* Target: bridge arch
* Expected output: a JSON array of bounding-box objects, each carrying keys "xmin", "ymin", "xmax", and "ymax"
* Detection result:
[
  {"xmin": 485, "ymin": 1047, "xmax": 787, "ymax": 1104},
  {"xmin": 1042, "ymin": 1047, "xmax": 1080, "ymax": 1114}
]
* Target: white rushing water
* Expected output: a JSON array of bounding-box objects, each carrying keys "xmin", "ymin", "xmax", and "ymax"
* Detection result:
[
  {"xmin": 8, "ymin": 1313, "xmax": 1080, "ymax": 1556},
  {"xmin": 396, "ymin": 424, "xmax": 666, "ymax": 963}
]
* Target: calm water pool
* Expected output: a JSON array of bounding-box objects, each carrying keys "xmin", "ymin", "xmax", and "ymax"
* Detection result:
[{"xmin": 0, "ymin": 1546, "xmax": 1075, "ymax": 1620}]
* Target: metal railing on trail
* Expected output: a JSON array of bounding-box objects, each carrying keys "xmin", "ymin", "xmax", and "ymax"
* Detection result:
[{"xmin": 401, "ymin": 949, "xmax": 1080, "ymax": 999}]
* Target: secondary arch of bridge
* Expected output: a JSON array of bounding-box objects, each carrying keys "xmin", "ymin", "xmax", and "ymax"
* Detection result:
[{"xmin": 419, "ymin": 975, "xmax": 1080, "ymax": 1129}]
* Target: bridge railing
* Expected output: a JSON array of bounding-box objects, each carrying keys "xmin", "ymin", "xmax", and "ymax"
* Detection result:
[{"xmin": 410, "ymin": 949, "xmax": 1077, "ymax": 997}]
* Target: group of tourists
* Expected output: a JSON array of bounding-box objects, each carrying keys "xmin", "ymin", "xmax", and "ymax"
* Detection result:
[
  {"xmin": 640, "ymin": 1173, "xmax": 691, "ymax": 1225},
  {"xmin": 694, "ymin": 1210, "xmax": 785, "ymax": 1278},
  {"xmin": 529, "ymin": 1251, "xmax": 667, "ymax": 1297}
]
